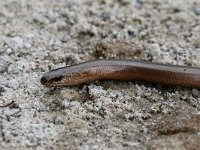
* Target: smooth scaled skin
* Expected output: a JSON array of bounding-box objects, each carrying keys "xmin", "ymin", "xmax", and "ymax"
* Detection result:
[{"xmin": 41, "ymin": 59, "xmax": 200, "ymax": 88}]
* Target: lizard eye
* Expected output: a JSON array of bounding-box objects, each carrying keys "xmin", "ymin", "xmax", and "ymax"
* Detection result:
[{"xmin": 41, "ymin": 77, "xmax": 47, "ymax": 85}]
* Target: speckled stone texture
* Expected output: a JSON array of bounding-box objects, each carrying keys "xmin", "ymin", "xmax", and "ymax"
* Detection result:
[{"xmin": 0, "ymin": 0, "xmax": 200, "ymax": 149}]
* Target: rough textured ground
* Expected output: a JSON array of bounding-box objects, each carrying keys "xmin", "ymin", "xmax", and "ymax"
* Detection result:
[{"xmin": 0, "ymin": 0, "xmax": 200, "ymax": 149}]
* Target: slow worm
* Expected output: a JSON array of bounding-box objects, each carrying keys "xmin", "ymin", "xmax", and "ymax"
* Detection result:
[{"xmin": 41, "ymin": 59, "xmax": 200, "ymax": 88}]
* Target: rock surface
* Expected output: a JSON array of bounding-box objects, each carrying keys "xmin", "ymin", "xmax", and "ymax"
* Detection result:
[{"xmin": 0, "ymin": 0, "xmax": 200, "ymax": 149}]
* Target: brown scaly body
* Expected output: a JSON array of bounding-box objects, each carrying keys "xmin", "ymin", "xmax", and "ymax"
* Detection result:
[{"xmin": 41, "ymin": 59, "xmax": 200, "ymax": 88}]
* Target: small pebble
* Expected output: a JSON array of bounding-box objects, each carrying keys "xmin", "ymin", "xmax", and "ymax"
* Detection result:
[
  {"xmin": 60, "ymin": 99, "xmax": 70, "ymax": 109},
  {"xmin": 0, "ymin": 87, "xmax": 5, "ymax": 96},
  {"xmin": 11, "ymin": 37, "xmax": 24, "ymax": 48},
  {"xmin": 6, "ymin": 48, "xmax": 12, "ymax": 54},
  {"xmin": 147, "ymin": 43, "xmax": 161, "ymax": 57},
  {"xmin": 24, "ymin": 43, "xmax": 31, "ymax": 49},
  {"xmin": 136, "ymin": 0, "xmax": 145, "ymax": 5},
  {"xmin": 53, "ymin": 116, "xmax": 64, "ymax": 125},
  {"xmin": 7, "ymin": 79, "xmax": 20, "ymax": 90},
  {"xmin": 192, "ymin": 89, "xmax": 200, "ymax": 98},
  {"xmin": 194, "ymin": 7, "xmax": 200, "ymax": 16}
]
